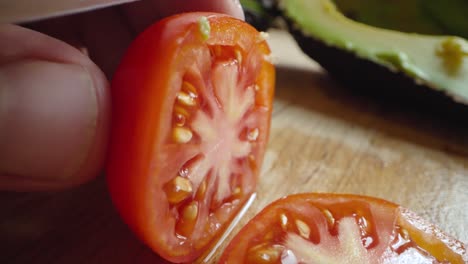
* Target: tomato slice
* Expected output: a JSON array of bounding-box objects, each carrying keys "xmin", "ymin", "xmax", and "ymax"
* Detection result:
[
  {"xmin": 106, "ymin": 13, "xmax": 274, "ymax": 263},
  {"xmin": 219, "ymin": 193, "xmax": 467, "ymax": 264}
]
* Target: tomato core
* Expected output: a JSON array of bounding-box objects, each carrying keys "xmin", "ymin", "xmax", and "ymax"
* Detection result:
[{"xmin": 162, "ymin": 43, "xmax": 264, "ymax": 243}]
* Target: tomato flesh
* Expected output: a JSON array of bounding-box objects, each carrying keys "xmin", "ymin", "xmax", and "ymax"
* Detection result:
[
  {"xmin": 219, "ymin": 193, "xmax": 468, "ymax": 264},
  {"xmin": 106, "ymin": 13, "xmax": 274, "ymax": 263}
]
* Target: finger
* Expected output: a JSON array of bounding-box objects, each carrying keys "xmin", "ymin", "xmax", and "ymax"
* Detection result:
[
  {"xmin": 122, "ymin": 0, "xmax": 245, "ymax": 35},
  {"xmin": 0, "ymin": 24, "xmax": 110, "ymax": 191},
  {"xmin": 21, "ymin": 0, "xmax": 245, "ymax": 79},
  {"xmin": 22, "ymin": 8, "xmax": 133, "ymax": 79}
]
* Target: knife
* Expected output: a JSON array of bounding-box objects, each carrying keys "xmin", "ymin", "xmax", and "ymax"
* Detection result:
[{"xmin": 0, "ymin": 0, "xmax": 139, "ymax": 24}]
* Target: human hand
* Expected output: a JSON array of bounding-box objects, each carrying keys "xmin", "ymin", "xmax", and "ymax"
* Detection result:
[{"xmin": 0, "ymin": 0, "xmax": 244, "ymax": 191}]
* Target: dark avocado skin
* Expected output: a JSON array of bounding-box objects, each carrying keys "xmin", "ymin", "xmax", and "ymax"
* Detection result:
[
  {"xmin": 289, "ymin": 25, "xmax": 468, "ymax": 121},
  {"xmin": 241, "ymin": 0, "xmax": 278, "ymax": 31}
]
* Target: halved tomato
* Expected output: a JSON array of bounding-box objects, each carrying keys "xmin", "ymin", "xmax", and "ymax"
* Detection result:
[
  {"xmin": 219, "ymin": 193, "xmax": 467, "ymax": 263},
  {"xmin": 106, "ymin": 13, "xmax": 274, "ymax": 263}
]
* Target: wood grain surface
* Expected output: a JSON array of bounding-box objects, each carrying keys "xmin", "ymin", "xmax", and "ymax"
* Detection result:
[{"xmin": 1, "ymin": 30, "xmax": 467, "ymax": 264}]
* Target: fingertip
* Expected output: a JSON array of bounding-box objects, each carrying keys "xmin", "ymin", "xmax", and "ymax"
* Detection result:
[
  {"xmin": 0, "ymin": 26, "xmax": 110, "ymax": 191},
  {"xmin": 76, "ymin": 58, "xmax": 111, "ymax": 189},
  {"xmin": 203, "ymin": 0, "xmax": 245, "ymax": 20},
  {"xmin": 169, "ymin": 0, "xmax": 245, "ymax": 20},
  {"xmin": 227, "ymin": 0, "xmax": 246, "ymax": 20}
]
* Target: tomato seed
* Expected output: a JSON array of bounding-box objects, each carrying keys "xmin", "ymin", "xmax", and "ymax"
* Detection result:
[
  {"xmin": 177, "ymin": 91, "xmax": 196, "ymax": 106},
  {"xmin": 280, "ymin": 214, "xmax": 288, "ymax": 230},
  {"xmin": 182, "ymin": 81, "xmax": 197, "ymax": 95},
  {"xmin": 247, "ymin": 243, "xmax": 282, "ymax": 264},
  {"xmin": 182, "ymin": 201, "xmax": 198, "ymax": 221},
  {"xmin": 257, "ymin": 31, "xmax": 269, "ymax": 43},
  {"xmin": 232, "ymin": 186, "xmax": 241, "ymax": 196},
  {"xmin": 322, "ymin": 209, "xmax": 335, "ymax": 227},
  {"xmin": 295, "ymin": 219, "xmax": 311, "ymax": 239},
  {"xmin": 174, "ymin": 105, "xmax": 189, "ymax": 116},
  {"xmin": 195, "ymin": 179, "xmax": 207, "ymax": 200},
  {"xmin": 247, "ymin": 128, "xmax": 259, "ymax": 141},
  {"xmin": 164, "ymin": 176, "xmax": 193, "ymax": 204},
  {"xmin": 235, "ymin": 49, "xmax": 243, "ymax": 64},
  {"xmin": 173, "ymin": 127, "xmax": 193, "ymax": 143},
  {"xmin": 248, "ymin": 154, "xmax": 256, "ymax": 169},
  {"xmin": 400, "ymin": 226, "xmax": 409, "ymax": 240},
  {"xmin": 175, "ymin": 201, "xmax": 198, "ymax": 238}
]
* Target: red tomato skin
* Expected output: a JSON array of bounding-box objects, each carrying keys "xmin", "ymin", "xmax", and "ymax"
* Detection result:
[{"xmin": 106, "ymin": 12, "xmax": 274, "ymax": 263}]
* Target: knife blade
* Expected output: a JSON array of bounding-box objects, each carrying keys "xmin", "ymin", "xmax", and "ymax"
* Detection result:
[{"xmin": 0, "ymin": 0, "xmax": 139, "ymax": 24}]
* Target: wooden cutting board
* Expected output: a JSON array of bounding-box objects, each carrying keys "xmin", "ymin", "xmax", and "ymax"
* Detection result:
[{"xmin": 1, "ymin": 30, "xmax": 467, "ymax": 264}]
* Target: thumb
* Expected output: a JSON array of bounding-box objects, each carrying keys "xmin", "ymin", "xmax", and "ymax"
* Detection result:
[{"xmin": 0, "ymin": 25, "xmax": 110, "ymax": 191}]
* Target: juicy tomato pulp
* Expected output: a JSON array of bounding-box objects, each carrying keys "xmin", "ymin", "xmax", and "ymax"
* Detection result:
[
  {"xmin": 219, "ymin": 193, "xmax": 468, "ymax": 264},
  {"xmin": 106, "ymin": 13, "xmax": 274, "ymax": 263}
]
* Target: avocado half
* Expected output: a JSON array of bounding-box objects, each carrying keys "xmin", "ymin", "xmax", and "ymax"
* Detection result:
[
  {"xmin": 279, "ymin": 0, "xmax": 468, "ymax": 106},
  {"xmin": 242, "ymin": 0, "xmax": 468, "ymax": 113}
]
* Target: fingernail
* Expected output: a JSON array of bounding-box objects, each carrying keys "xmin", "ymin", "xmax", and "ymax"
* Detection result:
[
  {"xmin": 0, "ymin": 60, "xmax": 98, "ymax": 182},
  {"xmin": 231, "ymin": 0, "xmax": 245, "ymax": 20}
]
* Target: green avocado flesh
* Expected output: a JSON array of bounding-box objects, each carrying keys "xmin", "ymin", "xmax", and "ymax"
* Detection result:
[
  {"xmin": 280, "ymin": 0, "xmax": 468, "ymax": 102},
  {"xmin": 333, "ymin": 0, "xmax": 468, "ymax": 38}
]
